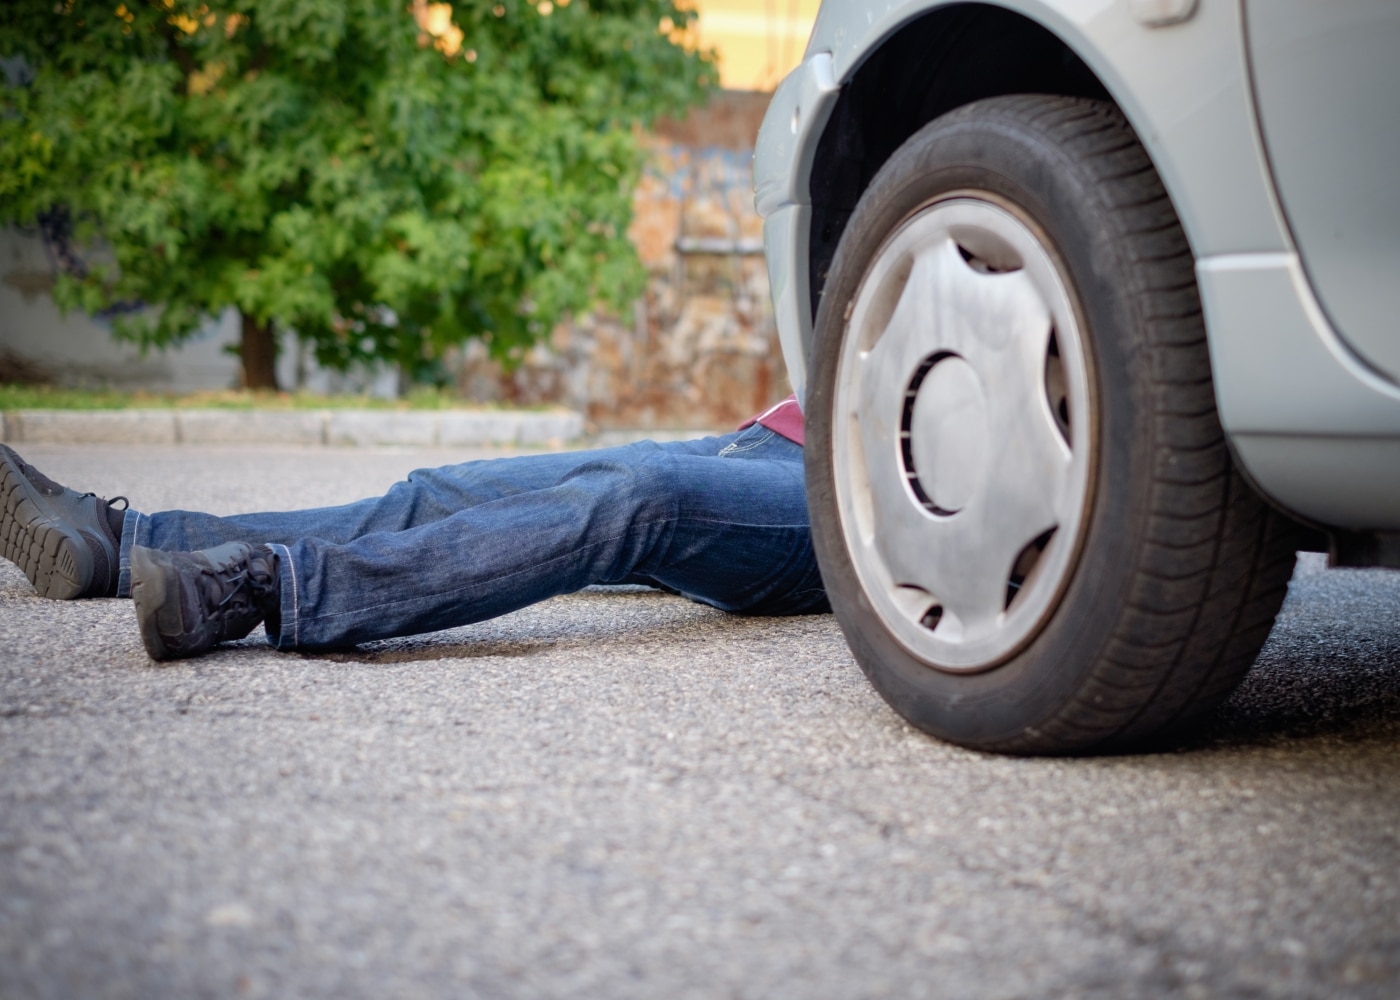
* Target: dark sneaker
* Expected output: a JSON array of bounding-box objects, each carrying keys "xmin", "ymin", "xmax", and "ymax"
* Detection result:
[
  {"xmin": 0, "ymin": 445, "xmax": 126, "ymax": 599},
  {"xmin": 129, "ymin": 542, "xmax": 280, "ymax": 661}
]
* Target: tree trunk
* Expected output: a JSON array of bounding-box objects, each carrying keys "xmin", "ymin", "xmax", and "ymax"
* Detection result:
[{"xmin": 239, "ymin": 313, "xmax": 280, "ymax": 391}]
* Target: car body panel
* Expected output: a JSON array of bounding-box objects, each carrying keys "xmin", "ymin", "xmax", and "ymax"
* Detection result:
[
  {"xmin": 754, "ymin": 53, "xmax": 839, "ymax": 396},
  {"xmin": 757, "ymin": 0, "xmax": 1291, "ymax": 397},
  {"xmin": 1244, "ymin": 0, "xmax": 1400, "ymax": 384},
  {"xmin": 754, "ymin": 52, "xmax": 838, "ymax": 218},
  {"xmin": 797, "ymin": 0, "xmax": 1288, "ymax": 252},
  {"xmin": 762, "ymin": 203, "xmax": 815, "ymax": 398},
  {"xmin": 755, "ymin": 0, "xmax": 1400, "ymax": 532},
  {"xmin": 1198, "ymin": 253, "xmax": 1400, "ymax": 528}
]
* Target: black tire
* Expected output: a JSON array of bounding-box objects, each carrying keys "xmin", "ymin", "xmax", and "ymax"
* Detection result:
[{"xmin": 806, "ymin": 95, "xmax": 1299, "ymax": 755}]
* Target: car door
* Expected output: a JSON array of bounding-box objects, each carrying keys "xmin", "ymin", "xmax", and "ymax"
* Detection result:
[{"xmin": 1244, "ymin": 0, "xmax": 1400, "ymax": 382}]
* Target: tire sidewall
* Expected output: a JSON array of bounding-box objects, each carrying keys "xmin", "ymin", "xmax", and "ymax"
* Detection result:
[{"xmin": 808, "ymin": 100, "xmax": 1167, "ymax": 749}]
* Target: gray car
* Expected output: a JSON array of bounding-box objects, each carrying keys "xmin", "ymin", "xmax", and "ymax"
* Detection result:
[{"xmin": 753, "ymin": 0, "xmax": 1400, "ymax": 754}]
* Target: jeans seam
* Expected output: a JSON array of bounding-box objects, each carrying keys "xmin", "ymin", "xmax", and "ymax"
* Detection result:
[
  {"xmin": 268, "ymin": 543, "xmax": 298, "ymax": 648},
  {"xmin": 117, "ymin": 509, "xmax": 144, "ymax": 598},
  {"xmin": 717, "ymin": 428, "xmax": 774, "ymax": 458}
]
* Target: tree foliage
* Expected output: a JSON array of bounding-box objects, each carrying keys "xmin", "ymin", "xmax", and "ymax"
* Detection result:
[{"xmin": 0, "ymin": 0, "xmax": 713, "ymax": 386}]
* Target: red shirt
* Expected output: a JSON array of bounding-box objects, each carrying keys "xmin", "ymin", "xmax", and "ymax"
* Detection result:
[{"xmin": 741, "ymin": 394, "xmax": 804, "ymax": 447}]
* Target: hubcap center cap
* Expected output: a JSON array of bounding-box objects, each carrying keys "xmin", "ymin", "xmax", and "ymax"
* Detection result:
[{"xmin": 905, "ymin": 354, "xmax": 990, "ymax": 515}]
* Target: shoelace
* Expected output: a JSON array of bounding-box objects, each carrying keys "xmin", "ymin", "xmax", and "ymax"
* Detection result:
[
  {"xmin": 197, "ymin": 556, "xmax": 274, "ymax": 617},
  {"xmin": 198, "ymin": 563, "xmax": 251, "ymax": 614},
  {"xmin": 76, "ymin": 492, "xmax": 129, "ymax": 509}
]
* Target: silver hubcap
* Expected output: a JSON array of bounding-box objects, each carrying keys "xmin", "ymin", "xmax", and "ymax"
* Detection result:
[{"xmin": 832, "ymin": 195, "xmax": 1093, "ymax": 672}]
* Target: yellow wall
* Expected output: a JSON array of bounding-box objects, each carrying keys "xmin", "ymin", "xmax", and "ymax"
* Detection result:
[{"xmin": 688, "ymin": 0, "xmax": 821, "ymax": 93}]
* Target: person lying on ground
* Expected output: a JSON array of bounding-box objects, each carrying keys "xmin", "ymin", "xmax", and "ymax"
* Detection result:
[{"xmin": 0, "ymin": 397, "xmax": 826, "ymax": 662}]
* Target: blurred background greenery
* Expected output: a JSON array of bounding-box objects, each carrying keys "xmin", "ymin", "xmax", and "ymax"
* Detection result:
[{"xmin": 0, "ymin": 1, "xmax": 819, "ymax": 429}]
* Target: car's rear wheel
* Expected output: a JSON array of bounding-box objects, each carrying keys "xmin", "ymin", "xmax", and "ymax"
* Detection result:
[{"xmin": 806, "ymin": 95, "xmax": 1300, "ymax": 754}]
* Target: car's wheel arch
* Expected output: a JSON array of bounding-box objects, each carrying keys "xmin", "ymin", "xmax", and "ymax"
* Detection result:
[
  {"xmin": 805, "ymin": 5, "xmax": 1107, "ymax": 337},
  {"xmin": 797, "ymin": 1, "xmax": 1285, "ymax": 364}
]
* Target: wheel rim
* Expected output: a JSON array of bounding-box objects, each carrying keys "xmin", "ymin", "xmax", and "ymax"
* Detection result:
[{"xmin": 832, "ymin": 194, "xmax": 1094, "ymax": 673}]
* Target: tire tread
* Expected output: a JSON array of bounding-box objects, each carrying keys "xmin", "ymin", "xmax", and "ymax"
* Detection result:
[
  {"xmin": 966, "ymin": 96, "xmax": 1296, "ymax": 753},
  {"xmin": 808, "ymin": 94, "xmax": 1299, "ymax": 755}
]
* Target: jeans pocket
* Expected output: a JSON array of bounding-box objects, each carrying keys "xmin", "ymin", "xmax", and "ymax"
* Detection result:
[{"xmin": 717, "ymin": 426, "xmax": 776, "ymax": 459}]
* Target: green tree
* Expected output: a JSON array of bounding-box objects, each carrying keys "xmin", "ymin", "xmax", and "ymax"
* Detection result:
[{"xmin": 0, "ymin": 0, "xmax": 713, "ymax": 388}]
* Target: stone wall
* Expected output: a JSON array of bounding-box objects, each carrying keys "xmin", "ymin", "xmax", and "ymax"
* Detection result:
[{"xmin": 447, "ymin": 91, "xmax": 786, "ymax": 430}]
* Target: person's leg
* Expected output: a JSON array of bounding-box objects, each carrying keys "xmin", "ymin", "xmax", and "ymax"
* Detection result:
[
  {"xmin": 624, "ymin": 429, "xmax": 822, "ymax": 621},
  {"xmin": 120, "ymin": 435, "xmax": 735, "ymax": 596},
  {"xmin": 252, "ymin": 426, "xmax": 825, "ymax": 650}
]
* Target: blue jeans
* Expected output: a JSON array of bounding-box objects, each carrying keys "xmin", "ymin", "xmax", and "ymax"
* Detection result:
[{"xmin": 117, "ymin": 425, "xmax": 827, "ymax": 650}]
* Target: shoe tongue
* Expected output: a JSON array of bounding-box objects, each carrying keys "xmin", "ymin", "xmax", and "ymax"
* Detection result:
[{"xmin": 105, "ymin": 500, "xmax": 127, "ymax": 540}]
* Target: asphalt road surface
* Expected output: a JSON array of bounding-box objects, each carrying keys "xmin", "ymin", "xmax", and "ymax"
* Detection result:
[{"xmin": 2, "ymin": 443, "xmax": 1397, "ymax": 1000}]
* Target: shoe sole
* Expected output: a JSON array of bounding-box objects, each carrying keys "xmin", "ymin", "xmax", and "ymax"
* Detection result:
[
  {"xmin": 0, "ymin": 451, "xmax": 92, "ymax": 600},
  {"xmin": 129, "ymin": 545, "xmax": 177, "ymax": 661}
]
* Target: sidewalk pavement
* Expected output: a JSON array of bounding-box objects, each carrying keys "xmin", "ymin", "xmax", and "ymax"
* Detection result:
[{"xmin": 0, "ymin": 407, "xmax": 586, "ymax": 448}]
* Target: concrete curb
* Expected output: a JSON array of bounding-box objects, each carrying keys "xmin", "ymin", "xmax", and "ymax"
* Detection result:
[{"xmin": 0, "ymin": 408, "xmax": 585, "ymax": 448}]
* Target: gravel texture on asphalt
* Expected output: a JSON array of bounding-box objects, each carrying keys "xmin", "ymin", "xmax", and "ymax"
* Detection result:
[{"xmin": 1, "ymin": 444, "xmax": 1398, "ymax": 1000}]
